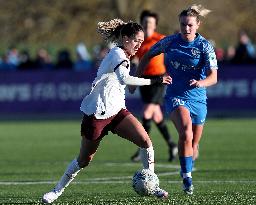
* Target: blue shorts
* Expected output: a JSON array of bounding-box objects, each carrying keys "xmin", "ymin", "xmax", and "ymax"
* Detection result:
[{"xmin": 164, "ymin": 97, "xmax": 207, "ymax": 125}]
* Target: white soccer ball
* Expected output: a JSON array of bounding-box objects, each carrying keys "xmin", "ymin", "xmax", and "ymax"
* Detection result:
[{"xmin": 132, "ymin": 169, "xmax": 159, "ymax": 196}]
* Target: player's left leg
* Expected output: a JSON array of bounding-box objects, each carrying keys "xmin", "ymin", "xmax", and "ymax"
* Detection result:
[
  {"xmin": 192, "ymin": 124, "xmax": 204, "ymax": 161},
  {"xmin": 114, "ymin": 113, "xmax": 155, "ymax": 171},
  {"xmin": 114, "ymin": 114, "xmax": 168, "ymax": 198},
  {"xmin": 190, "ymin": 100, "xmax": 207, "ymax": 167},
  {"xmin": 189, "ymin": 124, "xmax": 204, "ymax": 184}
]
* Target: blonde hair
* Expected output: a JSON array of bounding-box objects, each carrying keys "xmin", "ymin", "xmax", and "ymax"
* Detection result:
[
  {"xmin": 97, "ymin": 19, "xmax": 126, "ymax": 42},
  {"xmin": 179, "ymin": 4, "xmax": 211, "ymax": 22},
  {"xmin": 189, "ymin": 4, "xmax": 211, "ymax": 17}
]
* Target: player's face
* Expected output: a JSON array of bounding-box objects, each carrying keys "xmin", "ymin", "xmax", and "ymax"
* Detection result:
[
  {"xmin": 179, "ymin": 16, "xmax": 200, "ymax": 42},
  {"xmin": 142, "ymin": 16, "xmax": 157, "ymax": 37},
  {"xmin": 123, "ymin": 31, "xmax": 144, "ymax": 57}
]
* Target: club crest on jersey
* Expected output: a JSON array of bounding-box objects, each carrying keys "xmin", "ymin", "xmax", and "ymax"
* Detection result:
[{"xmin": 191, "ymin": 48, "xmax": 201, "ymax": 57}]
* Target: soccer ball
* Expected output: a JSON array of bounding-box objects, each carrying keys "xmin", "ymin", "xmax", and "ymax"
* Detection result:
[{"xmin": 132, "ymin": 169, "xmax": 159, "ymax": 196}]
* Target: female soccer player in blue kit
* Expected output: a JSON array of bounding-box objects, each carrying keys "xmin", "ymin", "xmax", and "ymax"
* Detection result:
[{"xmin": 135, "ymin": 4, "xmax": 218, "ymax": 194}]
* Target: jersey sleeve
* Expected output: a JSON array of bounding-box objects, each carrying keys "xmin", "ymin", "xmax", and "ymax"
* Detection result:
[
  {"xmin": 115, "ymin": 61, "xmax": 151, "ymax": 86},
  {"xmin": 203, "ymin": 41, "xmax": 218, "ymax": 70},
  {"xmin": 148, "ymin": 37, "xmax": 166, "ymax": 57},
  {"xmin": 148, "ymin": 35, "xmax": 174, "ymax": 58}
]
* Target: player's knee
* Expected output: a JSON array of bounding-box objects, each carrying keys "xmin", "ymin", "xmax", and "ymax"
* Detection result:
[{"xmin": 179, "ymin": 130, "xmax": 193, "ymax": 143}]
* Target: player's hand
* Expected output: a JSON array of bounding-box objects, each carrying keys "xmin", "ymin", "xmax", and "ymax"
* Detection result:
[
  {"xmin": 128, "ymin": 85, "xmax": 137, "ymax": 94},
  {"xmin": 162, "ymin": 75, "xmax": 172, "ymax": 84},
  {"xmin": 189, "ymin": 79, "xmax": 202, "ymax": 88}
]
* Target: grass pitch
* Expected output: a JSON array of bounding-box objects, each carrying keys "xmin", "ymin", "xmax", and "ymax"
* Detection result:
[{"xmin": 0, "ymin": 118, "xmax": 255, "ymax": 204}]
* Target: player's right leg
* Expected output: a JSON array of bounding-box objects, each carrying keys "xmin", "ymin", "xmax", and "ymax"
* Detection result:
[
  {"xmin": 170, "ymin": 106, "xmax": 194, "ymax": 194},
  {"xmin": 42, "ymin": 158, "xmax": 81, "ymax": 204},
  {"xmin": 42, "ymin": 137, "xmax": 100, "ymax": 204}
]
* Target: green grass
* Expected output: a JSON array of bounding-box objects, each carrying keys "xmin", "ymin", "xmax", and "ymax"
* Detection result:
[{"xmin": 0, "ymin": 118, "xmax": 255, "ymax": 204}]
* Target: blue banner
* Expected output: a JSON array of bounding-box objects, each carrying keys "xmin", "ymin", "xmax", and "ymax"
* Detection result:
[
  {"xmin": 0, "ymin": 65, "xmax": 255, "ymax": 116},
  {"xmin": 207, "ymin": 64, "xmax": 256, "ymax": 113}
]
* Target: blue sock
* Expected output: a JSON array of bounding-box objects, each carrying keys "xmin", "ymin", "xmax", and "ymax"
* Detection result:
[{"xmin": 179, "ymin": 156, "xmax": 193, "ymax": 177}]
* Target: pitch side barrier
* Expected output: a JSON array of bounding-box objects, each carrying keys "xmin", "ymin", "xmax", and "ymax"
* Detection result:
[{"xmin": 0, "ymin": 64, "xmax": 255, "ymax": 119}]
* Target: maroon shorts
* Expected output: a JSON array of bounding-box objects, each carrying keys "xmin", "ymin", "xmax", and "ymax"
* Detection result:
[{"xmin": 81, "ymin": 109, "xmax": 131, "ymax": 141}]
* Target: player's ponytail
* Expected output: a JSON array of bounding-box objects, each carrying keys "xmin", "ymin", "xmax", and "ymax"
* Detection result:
[
  {"xmin": 189, "ymin": 4, "xmax": 211, "ymax": 17},
  {"xmin": 97, "ymin": 19, "xmax": 143, "ymax": 44},
  {"xmin": 97, "ymin": 19, "xmax": 126, "ymax": 42},
  {"xmin": 179, "ymin": 4, "xmax": 211, "ymax": 22}
]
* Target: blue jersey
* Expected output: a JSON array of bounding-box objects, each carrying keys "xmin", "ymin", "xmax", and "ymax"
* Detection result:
[{"xmin": 149, "ymin": 33, "xmax": 218, "ymax": 101}]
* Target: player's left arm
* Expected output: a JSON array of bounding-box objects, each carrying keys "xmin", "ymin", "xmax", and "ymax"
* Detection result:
[
  {"xmin": 190, "ymin": 42, "xmax": 218, "ymax": 88},
  {"xmin": 190, "ymin": 68, "xmax": 217, "ymax": 88}
]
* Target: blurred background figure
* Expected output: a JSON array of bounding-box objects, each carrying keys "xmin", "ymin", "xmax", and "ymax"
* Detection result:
[
  {"xmin": 0, "ymin": 54, "xmax": 16, "ymax": 71},
  {"xmin": 55, "ymin": 49, "xmax": 73, "ymax": 70},
  {"xmin": 74, "ymin": 42, "xmax": 93, "ymax": 72},
  {"xmin": 232, "ymin": 30, "xmax": 256, "ymax": 64},
  {"xmin": 223, "ymin": 45, "xmax": 236, "ymax": 64},
  {"xmin": 7, "ymin": 46, "xmax": 20, "ymax": 67},
  {"xmin": 34, "ymin": 48, "xmax": 54, "ymax": 70},
  {"xmin": 18, "ymin": 49, "xmax": 36, "ymax": 70},
  {"xmin": 130, "ymin": 10, "xmax": 178, "ymax": 162},
  {"xmin": 0, "ymin": 46, "xmax": 19, "ymax": 70},
  {"xmin": 92, "ymin": 44, "xmax": 110, "ymax": 68}
]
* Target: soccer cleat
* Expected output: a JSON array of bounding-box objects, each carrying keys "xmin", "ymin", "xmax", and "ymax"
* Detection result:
[
  {"xmin": 42, "ymin": 189, "xmax": 63, "ymax": 204},
  {"xmin": 131, "ymin": 150, "xmax": 141, "ymax": 162},
  {"xmin": 183, "ymin": 177, "xmax": 194, "ymax": 195},
  {"xmin": 153, "ymin": 186, "xmax": 169, "ymax": 198},
  {"xmin": 168, "ymin": 144, "xmax": 178, "ymax": 162}
]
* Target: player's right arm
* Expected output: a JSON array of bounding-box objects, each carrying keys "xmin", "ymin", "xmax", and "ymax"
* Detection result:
[{"xmin": 116, "ymin": 61, "xmax": 171, "ymax": 86}]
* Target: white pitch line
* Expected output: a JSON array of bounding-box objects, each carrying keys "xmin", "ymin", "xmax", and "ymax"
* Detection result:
[
  {"xmin": 105, "ymin": 162, "xmax": 181, "ymax": 169},
  {"xmin": 1, "ymin": 162, "xmax": 254, "ymax": 186},
  {"xmin": 0, "ymin": 172, "xmax": 180, "ymax": 186},
  {"xmin": 1, "ymin": 180, "xmax": 256, "ymax": 186},
  {"xmin": 0, "ymin": 181, "xmax": 129, "ymax": 185},
  {"xmin": 86, "ymin": 171, "xmax": 180, "ymax": 181}
]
